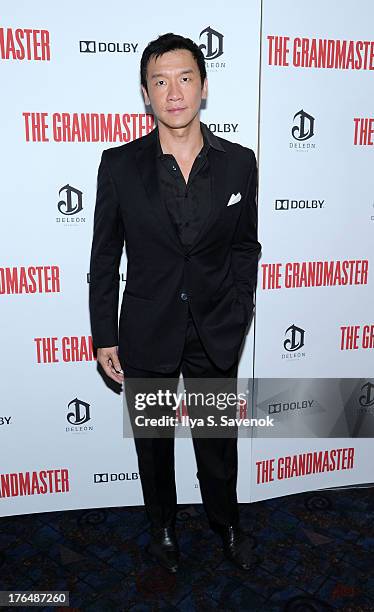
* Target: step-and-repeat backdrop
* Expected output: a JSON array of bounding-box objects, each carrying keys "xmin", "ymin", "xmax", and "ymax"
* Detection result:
[
  {"xmin": 0, "ymin": 0, "xmax": 372, "ymax": 516},
  {"xmin": 252, "ymin": 0, "xmax": 374, "ymax": 502}
]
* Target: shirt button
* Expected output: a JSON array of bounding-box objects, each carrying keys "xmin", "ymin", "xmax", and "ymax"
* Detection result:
[
  {"xmin": 172, "ymin": 165, "xmax": 177, "ymax": 171},
  {"xmin": 180, "ymin": 292, "xmax": 188, "ymax": 301}
]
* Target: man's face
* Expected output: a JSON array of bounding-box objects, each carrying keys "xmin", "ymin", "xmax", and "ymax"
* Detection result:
[{"xmin": 141, "ymin": 49, "xmax": 207, "ymax": 130}]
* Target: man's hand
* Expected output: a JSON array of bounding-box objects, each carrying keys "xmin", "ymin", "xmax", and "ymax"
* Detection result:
[{"xmin": 97, "ymin": 346, "xmax": 124, "ymax": 383}]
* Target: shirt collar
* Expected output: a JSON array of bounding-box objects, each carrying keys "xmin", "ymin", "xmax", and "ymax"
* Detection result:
[
  {"xmin": 156, "ymin": 121, "xmax": 226, "ymax": 158},
  {"xmin": 200, "ymin": 122, "xmax": 226, "ymax": 152}
]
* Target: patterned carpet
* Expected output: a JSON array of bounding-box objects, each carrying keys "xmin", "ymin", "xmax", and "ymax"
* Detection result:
[{"xmin": 0, "ymin": 487, "xmax": 373, "ymax": 611}]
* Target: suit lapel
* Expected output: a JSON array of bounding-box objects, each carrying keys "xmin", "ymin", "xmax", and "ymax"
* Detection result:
[{"xmin": 135, "ymin": 128, "xmax": 183, "ymax": 251}]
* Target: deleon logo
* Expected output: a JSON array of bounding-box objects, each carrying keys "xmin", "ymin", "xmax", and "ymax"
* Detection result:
[
  {"xmin": 359, "ymin": 382, "xmax": 374, "ymax": 408},
  {"xmin": 57, "ymin": 184, "xmax": 85, "ymax": 224},
  {"xmin": 284, "ymin": 324, "xmax": 305, "ymax": 352},
  {"xmin": 58, "ymin": 184, "xmax": 82, "ymax": 215},
  {"xmin": 199, "ymin": 26, "xmax": 224, "ymax": 60},
  {"xmin": 67, "ymin": 398, "xmax": 91, "ymax": 426},
  {"xmin": 292, "ymin": 109, "xmax": 315, "ymax": 141}
]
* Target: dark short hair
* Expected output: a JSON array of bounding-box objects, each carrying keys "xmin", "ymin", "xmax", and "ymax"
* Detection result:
[{"xmin": 140, "ymin": 33, "xmax": 207, "ymax": 92}]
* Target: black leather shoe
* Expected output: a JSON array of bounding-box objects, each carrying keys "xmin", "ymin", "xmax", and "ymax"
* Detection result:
[
  {"xmin": 145, "ymin": 526, "xmax": 179, "ymax": 573},
  {"xmin": 219, "ymin": 525, "xmax": 257, "ymax": 571}
]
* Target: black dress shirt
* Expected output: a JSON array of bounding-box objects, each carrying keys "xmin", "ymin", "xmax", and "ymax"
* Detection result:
[{"xmin": 156, "ymin": 122, "xmax": 225, "ymax": 250}]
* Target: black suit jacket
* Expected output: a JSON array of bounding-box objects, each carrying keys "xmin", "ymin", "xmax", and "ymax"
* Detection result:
[{"xmin": 89, "ymin": 123, "xmax": 261, "ymax": 373}]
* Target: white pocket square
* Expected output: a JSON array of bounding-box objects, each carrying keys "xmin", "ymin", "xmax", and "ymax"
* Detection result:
[{"xmin": 227, "ymin": 192, "xmax": 242, "ymax": 206}]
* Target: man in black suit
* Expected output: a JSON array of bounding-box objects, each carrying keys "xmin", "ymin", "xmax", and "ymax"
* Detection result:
[{"xmin": 89, "ymin": 33, "xmax": 261, "ymax": 573}]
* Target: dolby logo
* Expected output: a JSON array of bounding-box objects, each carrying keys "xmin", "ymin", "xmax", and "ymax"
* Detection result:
[
  {"xmin": 86, "ymin": 272, "xmax": 126, "ymax": 284},
  {"xmin": 268, "ymin": 400, "xmax": 314, "ymax": 415},
  {"xmin": 207, "ymin": 123, "xmax": 238, "ymax": 134},
  {"xmin": 79, "ymin": 41, "xmax": 138, "ymax": 54},
  {"xmin": 93, "ymin": 472, "xmax": 139, "ymax": 483},
  {"xmin": 275, "ymin": 199, "xmax": 325, "ymax": 211}
]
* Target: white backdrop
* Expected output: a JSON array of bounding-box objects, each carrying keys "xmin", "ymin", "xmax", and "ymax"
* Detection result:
[
  {"xmin": 251, "ymin": 0, "xmax": 374, "ymax": 502},
  {"xmin": 0, "ymin": 0, "xmax": 372, "ymax": 517}
]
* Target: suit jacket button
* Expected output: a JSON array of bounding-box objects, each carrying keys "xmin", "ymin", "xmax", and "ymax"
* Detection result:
[{"xmin": 180, "ymin": 292, "xmax": 188, "ymax": 301}]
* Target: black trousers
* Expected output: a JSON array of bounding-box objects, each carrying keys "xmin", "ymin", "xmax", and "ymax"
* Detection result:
[{"xmin": 123, "ymin": 306, "xmax": 239, "ymax": 531}]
